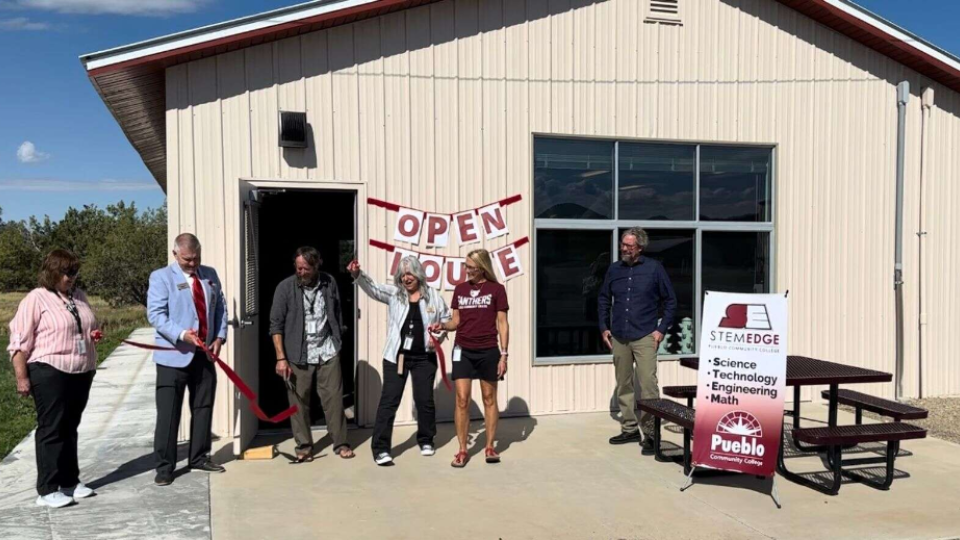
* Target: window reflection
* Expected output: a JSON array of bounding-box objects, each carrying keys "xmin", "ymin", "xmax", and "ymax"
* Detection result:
[
  {"xmin": 618, "ymin": 143, "xmax": 695, "ymax": 221},
  {"xmin": 699, "ymin": 146, "xmax": 771, "ymax": 222},
  {"xmin": 702, "ymin": 232, "xmax": 770, "ymax": 294},
  {"xmin": 536, "ymin": 230, "xmax": 612, "ymax": 357},
  {"xmin": 535, "ymin": 138, "xmax": 614, "ymax": 219}
]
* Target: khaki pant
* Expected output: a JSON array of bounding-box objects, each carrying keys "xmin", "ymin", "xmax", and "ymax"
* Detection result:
[
  {"xmin": 612, "ymin": 334, "xmax": 659, "ymax": 437},
  {"xmin": 285, "ymin": 356, "xmax": 349, "ymax": 452}
]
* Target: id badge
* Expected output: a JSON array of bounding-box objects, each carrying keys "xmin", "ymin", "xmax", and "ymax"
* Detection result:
[
  {"xmin": 402, "ymin": 335, "xmax": 414, "ymax": 350},
  {"xmin": 77, "ymin": 337, "xmax": 87, "ymax": 355},
  {"xmin": 452, "ymin": 345, "xmax": 462, "ymax": 363},
  {"xmin": 306, "ymin": 320, "xmax": 318, "ymax": 336}
]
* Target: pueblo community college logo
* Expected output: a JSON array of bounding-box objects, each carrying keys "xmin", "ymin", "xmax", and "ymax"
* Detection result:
[
  {"xmin": 719, "ymin": 304, "xmax": 773, "ymax": 330},
  {"xmin": 711, "ymin": 410, "xmax": 766, "ymax": 458}
]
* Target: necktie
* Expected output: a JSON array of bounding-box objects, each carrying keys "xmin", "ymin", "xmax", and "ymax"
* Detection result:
[{"xmin": 191, "ymin": 275, "xmax": 208, "ymax": 342}]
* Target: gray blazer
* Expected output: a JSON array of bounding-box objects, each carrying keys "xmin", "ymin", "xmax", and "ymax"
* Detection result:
[{"xmin": 269, "ymin": 273, "xmax": 343, "ymax": 365}]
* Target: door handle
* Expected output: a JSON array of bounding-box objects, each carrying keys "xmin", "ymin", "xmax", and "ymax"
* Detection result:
[{"xmin": 228, "ymin": 317, "xmax": 254, "ymax": 329}]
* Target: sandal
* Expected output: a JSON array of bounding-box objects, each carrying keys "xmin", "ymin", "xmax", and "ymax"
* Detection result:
[
  {"xmin": 451, "ymin": 450, "xmax": 469, "ymax": 468},
  {"xmin": 337, "ymin": 446, "xmax": 355, "ymax": 459},
  {"xmin": 484, "ymin": 447, "xmax": 501, "ymax": 464},
  {"xmin": 293, "ymin": 447, "xmax": 314, "ymax": 463}
]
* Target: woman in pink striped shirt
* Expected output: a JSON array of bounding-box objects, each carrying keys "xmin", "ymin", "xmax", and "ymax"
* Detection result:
[{"xmin": 8, "ymin": 249, "xmax": 102, "ymax": 509}]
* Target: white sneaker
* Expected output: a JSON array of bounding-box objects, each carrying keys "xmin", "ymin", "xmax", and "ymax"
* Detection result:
[
  {"xmin": 36, "ymin": 492, "xmax": 74, "ymax": 509},
  {"xmin": 420, "ymin": 444, "xmax": 436, "ymax": 457},
  {"xmin": 64, "ymin": 483, "xmax": 95, "ymax": 499},
  {"xmin": 374, "ymin": 452, "xmax": 394, "ymax": 466}
]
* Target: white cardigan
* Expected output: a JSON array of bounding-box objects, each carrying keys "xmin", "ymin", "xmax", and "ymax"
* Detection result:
[{"xmin": 354, "ymin": 271, "xmax": 451, "ymax": 363}]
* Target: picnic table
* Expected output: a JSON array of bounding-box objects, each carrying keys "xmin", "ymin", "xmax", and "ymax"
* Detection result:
[{"xmin": 677, "ymin": 356, "xmax": 926, "ymax": 495}]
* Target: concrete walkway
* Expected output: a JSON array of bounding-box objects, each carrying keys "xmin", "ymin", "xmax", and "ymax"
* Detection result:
[
  {"xmin": 213, "ymin": 407, "xmax": 960, "ymax": 540},
  {"xmin": 0, "ymin": 328, "xmax": 210, "ymax": 540},
  {"xmin": 3, "ymin": 337, "xmax": 960, "ymax": 539}
]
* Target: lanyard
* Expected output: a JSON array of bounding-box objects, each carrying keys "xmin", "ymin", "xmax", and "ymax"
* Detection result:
[
  {"xmin": 303, "ymin": 287, "xmax": 319, "ymax": 316},
  {"xmin": 57, "ymin": 292, "xmax": 83, "ymax": 336}
]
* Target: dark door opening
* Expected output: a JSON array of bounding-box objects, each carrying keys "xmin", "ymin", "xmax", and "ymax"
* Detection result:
[{"xmin": 256, "ymin": 188, "xmax": 357, "ymax": 430}]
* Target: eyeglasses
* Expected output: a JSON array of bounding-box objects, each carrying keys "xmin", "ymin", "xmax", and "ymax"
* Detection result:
[{"xmin": 65, "ymin": 269, "xmax": 80, "ymax": 278}]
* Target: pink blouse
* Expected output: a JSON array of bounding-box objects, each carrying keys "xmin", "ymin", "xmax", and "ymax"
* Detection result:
[{"xmin": 7, "ymin": 288, "xmax": 99, "ymax": 374}]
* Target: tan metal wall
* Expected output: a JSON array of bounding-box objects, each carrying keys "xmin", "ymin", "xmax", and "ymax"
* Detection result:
[{"xmin": 165, "ymin": 0, "xmax": 960, "ymax": 438}]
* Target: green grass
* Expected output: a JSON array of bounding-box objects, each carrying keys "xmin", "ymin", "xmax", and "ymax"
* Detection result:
[{"xmin": 0, "ymin": 292, "xmax": 148, "ymax": 459}]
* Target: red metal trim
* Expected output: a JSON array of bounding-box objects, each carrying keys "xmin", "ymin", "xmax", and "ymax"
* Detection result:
[
  {"xmin": 777, "ymin": 0, "xmax": 960, "ymax": 87},
  {"xmin": 87, "ymin": 0, "xmax": 420, "ymax": 77}
]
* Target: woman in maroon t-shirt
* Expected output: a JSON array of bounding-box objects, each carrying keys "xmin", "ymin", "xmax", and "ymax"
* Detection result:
[{"xmin": 429, "ymin": 249, "xmax": 509, "ymax": 467}]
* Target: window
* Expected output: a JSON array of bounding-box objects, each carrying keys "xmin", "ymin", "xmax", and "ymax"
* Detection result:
[
  {"xmin": 534, "ymin": 138, "xmax": 614, "ymax": 219},
  {"xmin": 534, "ymin": 137, "xmax": 774, "ymax": 363}
]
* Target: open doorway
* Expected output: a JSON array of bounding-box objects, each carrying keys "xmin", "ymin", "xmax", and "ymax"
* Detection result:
[{"xmin": 255, "ymin": 188, "xmax": 357, "ymax": 430}]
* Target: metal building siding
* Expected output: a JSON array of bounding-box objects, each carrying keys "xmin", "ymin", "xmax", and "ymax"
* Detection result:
[{"xmin": 165, "ymin": 0, "xmax": 960, "ymax": 438}]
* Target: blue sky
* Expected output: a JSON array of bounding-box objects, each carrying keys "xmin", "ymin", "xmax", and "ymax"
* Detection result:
[{"xmin": 1, "ymin": 0, "xmax": 958, "ymax": 223}]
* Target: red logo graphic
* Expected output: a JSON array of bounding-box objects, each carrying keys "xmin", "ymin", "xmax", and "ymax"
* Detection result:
[
  {"xmin": 716, "ymin": 410, "xmax": 763, "ymax": 438},
  {"xmin": 719, "ymin": 304, "xmax": 772, "ymax": 330}
]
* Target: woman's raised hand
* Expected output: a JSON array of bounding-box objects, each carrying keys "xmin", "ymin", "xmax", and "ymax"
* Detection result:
[{"xmin": 347, "ymin": 260, "xmax": 361, "ymax": 279}]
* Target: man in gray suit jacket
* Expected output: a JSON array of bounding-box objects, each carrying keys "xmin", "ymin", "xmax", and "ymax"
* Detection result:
[
  {"xmin": 147, "ymin": 233, "xmax": 228, "ymax": 485},
  {"xmin": 270, "ymin": 246, "xmax": 353, "ymax": 462}
]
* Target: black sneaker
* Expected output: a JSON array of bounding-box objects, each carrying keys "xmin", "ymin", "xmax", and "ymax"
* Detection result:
[
  {"xmin": 191, "ymin": 459, "xmax": 226, "ymax": 473},
  {"xmin": 609, "ymin": 431, "xmax": 642, "ymax": 445},
  {"xmin": 154, "ymin": 473, "xmax": 173, "ymax": 486},
  {"xmin": 640, "ymin": 437, "xmax": 656, "ymax": 456}
]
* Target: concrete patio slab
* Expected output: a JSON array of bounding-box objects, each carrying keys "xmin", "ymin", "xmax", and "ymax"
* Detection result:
[
  {"xmin": 3, "ymin": 336, "xmax": 959, "ymax": 540},
  {"xmin": 211, "ymin": 405, "xmax": 960, "ymax": 540}
]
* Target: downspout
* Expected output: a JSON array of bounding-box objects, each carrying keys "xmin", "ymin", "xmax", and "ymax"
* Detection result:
[
  {"xmin": 894, "ymin": 81, "xmax": 909, "ymax": 401},
  {"xmin": 917, "ymin": 87, "xmax": 934, "ymax": 399}
]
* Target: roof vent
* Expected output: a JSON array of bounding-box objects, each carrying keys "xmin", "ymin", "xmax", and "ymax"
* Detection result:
[
  {"xmin": 278, "ymin": 111, "xmax": 308, "ymax": 148},
  {"xmin": 645, "ymin": 0, "xmax": 681, "ymax": 24}
]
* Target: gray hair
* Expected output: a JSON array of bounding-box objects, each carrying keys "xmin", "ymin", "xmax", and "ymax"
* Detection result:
[
  {"xmin": 393, "ymin": 256, "xmax": 430, "ymax": 299},
  {"xmin": 173, "ymin": 233, "xmax": 201, "ymax": 254},
  {"xmin": 620, "ymin": 227, "xmax": 649, "ymax": 249}
]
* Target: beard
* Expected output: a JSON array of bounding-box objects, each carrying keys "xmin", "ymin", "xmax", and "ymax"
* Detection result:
[{"xmin": 297, "ymin": 273, "xmax": 318, "ymax": 287}]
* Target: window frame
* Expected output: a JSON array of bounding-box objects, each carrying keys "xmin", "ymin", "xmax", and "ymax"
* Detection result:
[{"xmin": 532, "ymin": 134, "xmax": 777, "ymax": 365}]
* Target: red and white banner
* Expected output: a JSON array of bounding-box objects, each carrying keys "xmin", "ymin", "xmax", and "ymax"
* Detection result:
[
  {"xmin": 477, "ymin": 203, "xmax": 509, "ymax": 240},
  {"xmin": 419, "ymin": 254, "xmax": 445, "ymax": 289},
  {"xmin": 692, "ymin": 292, "xmax": 788, "ymax": 477},
  {"xmin": 394, "ymin": 207, "xmax": 425, "ymax": 245},
  {"xmin": 443, "ymin": 258, "xmax": 467, "ymax": 291},
  {"xmin": 368, "ymin": 195, "xmax": 521, "ymax": 248},
  {"xmin": 370, "ymin": 237, "xmax": 529, "ymax": 286},
  {"xmin": 424, "ymin": 213, "xmax": 451, "ymax": 247},
  {"xmin": 492, "ymin": 243, "xmax": 524, "ymax": 281}
]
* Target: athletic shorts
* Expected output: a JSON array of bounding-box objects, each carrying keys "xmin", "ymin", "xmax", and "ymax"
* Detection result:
[{"xmin": 451, "ymin": 346, "xmax": 500, "ymax": 382}]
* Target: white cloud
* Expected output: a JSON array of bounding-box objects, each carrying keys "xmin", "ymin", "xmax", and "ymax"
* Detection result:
[
  {"xmin": 0, "ymin": 178, "xmax": 158, "ymax": 191},
  {"xmin": 0, "ymin": 16, "xmax": 49, "ymax": 30},
  {"xmin": 8, "ymin": 0, "xmax": 209, "ymax": 16},
  {"xmin": 17, "ymin": 141, "xmax": 50, "ymax": 163}
]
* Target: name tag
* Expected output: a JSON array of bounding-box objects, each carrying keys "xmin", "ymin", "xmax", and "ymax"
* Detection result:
[
  {"xmin": 306, "ymin": 320, "xmax": 319, "ymax": 336},
  {"xmin": 402, "ymin": 335, "xmax": 414, "ymax": 350},
  {"xmin": 77, "ymin": 337, "xmax": 87, "ymax": 355},
  {"xmin": 177, "ymin": 282, "xmax": 190, "ymax": 290},
  {"xmin": 426, "ymin": 307, "xmax": 436, "ymax": 314},
  {"xmin": 452, "ymin": 345, "xmax": 462, "ymax": 363}
]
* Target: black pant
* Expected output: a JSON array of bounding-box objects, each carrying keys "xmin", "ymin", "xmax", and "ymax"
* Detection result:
[
  {"xmin": 371, "ymin": 353, "xmax": 437, "ymax": 456},
  {"xmin": 154, "ymin": 352, "xmax": 217, "ymax": 475},
  {"xmin": 29, "ymin": 363, "xmax": 95, "ymax": 496}
]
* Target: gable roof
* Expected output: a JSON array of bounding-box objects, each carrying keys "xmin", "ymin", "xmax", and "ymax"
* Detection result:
[{"xmin": 81, "ymin": 0, "xmax": 960, "ymax": 190}]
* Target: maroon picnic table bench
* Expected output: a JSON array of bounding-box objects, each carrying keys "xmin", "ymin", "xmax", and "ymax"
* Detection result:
[{"xmin": 670, "ymin": 356, "xmax": 927, "ymax": 495}]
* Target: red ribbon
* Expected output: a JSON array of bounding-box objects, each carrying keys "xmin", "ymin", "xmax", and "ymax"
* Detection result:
[
  {"xmin": 122, "ymin": 339, "xmax": 299, "ymax": 424},
  {"xmin": 428, "ymin": 333, "xmax": 452, "ymax": 391}
]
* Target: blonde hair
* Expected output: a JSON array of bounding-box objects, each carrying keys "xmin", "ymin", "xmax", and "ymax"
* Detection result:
[{"xmin": 467, "ymin": 249, "xmax": 499, "ymax": 284}]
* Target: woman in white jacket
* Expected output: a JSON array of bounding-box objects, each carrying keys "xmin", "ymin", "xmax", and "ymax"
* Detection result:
[{"xmin": 348, "ymin": 256, "xmax": 451, "ymax": 466}]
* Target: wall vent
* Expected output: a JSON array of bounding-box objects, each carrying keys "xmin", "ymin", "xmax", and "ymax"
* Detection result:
[{"xmin": 646, "ymin": 0, "xmax": 681, "ymax": 24}]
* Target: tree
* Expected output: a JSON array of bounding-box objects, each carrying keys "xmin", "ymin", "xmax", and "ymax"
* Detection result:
[{"xmin": 86, "ymin": 204, "xmax": 167, "ymax": 307}]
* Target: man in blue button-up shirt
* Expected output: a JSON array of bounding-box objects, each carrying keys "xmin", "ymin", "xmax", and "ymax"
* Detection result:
[{"xmin": 598, "ymin": 227, "xmax": 677, "ymax": 454}]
